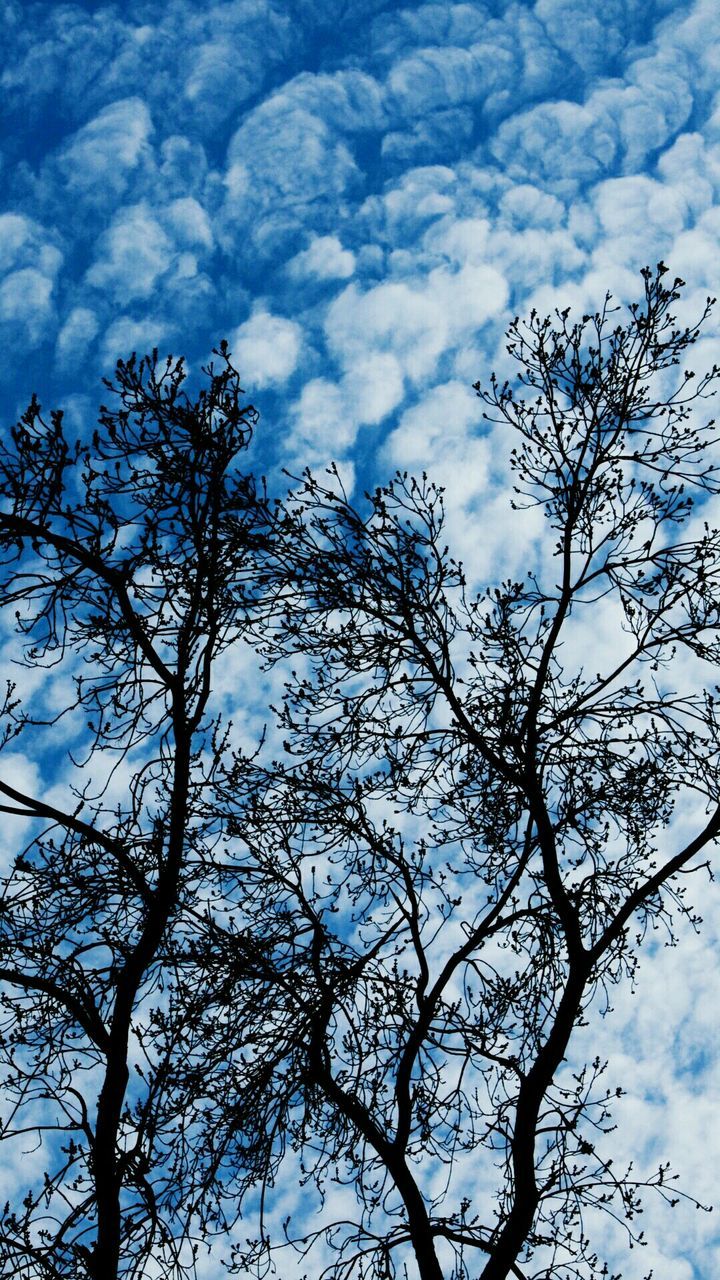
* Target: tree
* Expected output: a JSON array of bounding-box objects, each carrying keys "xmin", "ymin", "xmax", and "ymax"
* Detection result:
[
  {"xmin": 0, "ymin": 346, "xmax": 267, "ymax": 1278},
  {"xmin": 0, "ymin": 265, "xmax": 718, "ymax": 1280},
  {"xmin": 172, "ymin": 265, "xmax": 720, "ymax": 1280}
]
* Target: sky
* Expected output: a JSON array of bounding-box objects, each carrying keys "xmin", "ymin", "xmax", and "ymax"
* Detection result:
[{"xmin": 1, "ymin": 0, "xmax": 719, "ymax": 1277}]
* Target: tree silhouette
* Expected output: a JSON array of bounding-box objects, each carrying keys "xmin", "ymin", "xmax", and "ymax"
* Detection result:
[
  {"xmin": 0, "ymin": 347, "xmax": 266, "ymax": 1278},
  {"xmin": 0, "ymin": 266, "xmax": 718, "ymax": 1280},
  {"xmin": 183, "ymin": 266, "xmax": 720, "ymax": 1280}
]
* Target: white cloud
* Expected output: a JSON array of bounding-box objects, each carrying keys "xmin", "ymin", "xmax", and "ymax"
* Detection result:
[
  {"xmin": 183, "ymin": 36, "xmax": 264, "ymax": 109},
  {"xmin": 380, "ymin": 5, "xmax": 562, "ymax": 126},
  {"xmin": 223, "ymin": 72, "xmax": 384, "ymax": 236},
  {"xmin": 290, "ymin": 377, "xmax": 354, "ymax": 456},
  {"xmin": 0, "ymin": 213, "xmax": 34, "ymax": 275},
  {"xmin": 422, "ymin": 214, "xmax": 491, "ymax": 263},
  {"xmin": 0, "ymin": 212, "xmax": 62, "ymax": 347},
  {"xmin": 158, "ymin": 134, "xmax": 209, "ymax": 197},
  {"xmin": 384, "ymin": 380, "xmax": 485, "ymax": 473},
  {"xmin": 55, "ymin": 306, "xmax": 99, "ymax": 368},
  {"xmin": 325, "ymin": 261, "xmax": 508, "ymax": 384},
  {"xmin": 598, "ymin": 57, "xmax": 693, "ymax": 173},
  {"xmin": 224, "ymin": 110, "xmax": 358, "ymax": 229},
  {"xmin": 420, "ymin": 200, "xmax": 584, "ymax": 295},
  {"xmin": 86, "ymin": 204, "xmax": 173, "ymax": 302},
  {"xmin": 288, "ymin": 235, "xmax": 355, "ymax": 281},
  {"xmin": 0, "ymin": 214, "xmax": 61, "ymax": 277},
  {"xmin": 491, "ymin": 99, "xmax": 619, "ymax": 192},
  {"xmin": 341, "ymin": 352, "xmax": 404, "ymax": 426},
  {"xmin": 56, "ymin": 97, "xmax": 154, "ymax": 194},
  {"xmin": 283, "ymin": 351, "xmax": 405, "ymax": 471},
  {"xmin": 491, "ymin": 36, "xmax": 694, "ymax": 194},
  {"xmin": 590, "ymin": 173, "xmax": 689, "ymax": 268},
  {"xmin": 0, "ymin": 267, "xmax": 56, "ymax": 346},
  {"xmin": 378, "ymin": 379, "xmax": 541, "ymax": 590},
  {"xmin": 498, "ymin": 183, "xmax": 566, "ymax": 228},
  {"xmin": 422, "ymin": 211, "xmax": 586, "ymax": 293},
  {"xmin": 361, "ymin": 165, "xmax": 458, "ymax": 242},
  {"xmin": 535, "ymin": 0, "xmax": 635, "ymax": 74},
  {"xmin": 387, "ymin": 45, "xmax": 481, "ymax": 115},
  {"xmin": 0, "ymin": 751, "xmax": 44, "ymax": 873},
  {"xmin": 657, "ymin": 132, "xmax": 720, "ymax": 214},
  {"xmin": 663, "ymin": 205, "xmax": 720, "ymax": 290},
  {"xmin": 99, "ymin": 314, "xmax": 169, "ymax": 366},
  {"xmin": 251, "ymin": 69, "xmax": 386, "ymax": 135},
  {"xmin": 229, "ymin": 309, "xmax": 302, "ymax": 388},
  {"xmin": 220, "ymin": 69, "xmax": 387, "ymax": 257},
  {"xmin": 162, "ymin": 197, "xmax": 213, "ymax": 250},
  {"xmin": 664, "ymin": 0, "xmax": 720, "ymax": 94},
  {"xmin": 381, "ymin": 105, "xmax": 475, "ymax": 166}
]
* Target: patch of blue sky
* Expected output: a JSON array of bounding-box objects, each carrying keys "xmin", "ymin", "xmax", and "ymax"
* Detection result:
[{"xmin": 1, "ymin": 0, "xmax": 719, "ymax": 1275}]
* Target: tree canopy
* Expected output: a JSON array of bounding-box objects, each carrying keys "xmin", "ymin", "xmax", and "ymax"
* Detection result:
[{"xmin": 0, "ymin": 265, "xmax": 718, "ymax": 1280}]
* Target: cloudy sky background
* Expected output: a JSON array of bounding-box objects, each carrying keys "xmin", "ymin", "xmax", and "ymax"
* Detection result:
[{"xmin": 1, "ymin": 0, "xmax": 719, "ymax": 1276}]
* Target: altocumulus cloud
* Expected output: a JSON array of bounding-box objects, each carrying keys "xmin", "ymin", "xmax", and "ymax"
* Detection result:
[
  {"xmin": 0, "ymin": 212, "xmax": 61, "ymax": 350},
  {"xmin": 1, "ymin": 1, "xmax": 719, "ymax": 1275},
  {"xmin": 229, "ymin": 307, "xmax": 302, "ymax": 388}
]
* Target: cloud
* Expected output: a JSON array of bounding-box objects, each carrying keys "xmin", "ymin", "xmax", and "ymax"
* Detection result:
[
  {"xmin": 55, "ymin": 306, "xmax": 99, "ymax": 369},
  {"xmin": 224, "ymin": 108, "xmax": 359, "ymax": 242},
  {"xmin": 99, "ymin": 314, "xmax": 171, "ymax": 367},
  {"xmin": 361, "ymin": 164, "xmax": 458, "ymax": 247},
  {"xmin": 590, "ymin": 173, "xmax": 689, "ymax": 269},
  {"xmin": 291, "ymin": 378, "xmax": 351, "ymax": 452},
  {"xmin": 288, "ymin": 235, "xmax": 355, "ymax": 281},
  {"xmin": 0, "ymin": 266, "xmax": 55, "ymax": 344},
  {"xmin": 535, "ymin": 0, "xmax": 645, "ymax": 74},
  {"xmin": 158, "ymin": 135, "xmax": 209, "ymax": 199},
  {"xmin": 384, "ymin": 379, "xmax": 486, "ymax": 477},
  {"xmin": 491, "ymin": 100, "xmax": 619, "ymax": 193},
  {"xmin": 325, "ymin": 261, "xmax": 508, "ymax": 384},
  {"xmin": 614, "ymin": 50, "xmax": 694, "ymax": 168},
  {"xmin": 377, "ymin": 4, "xmax": 564, "ymax": 127},
  {"xmin": 490, "ymin": 39, "xmax": 694, "ymax": 195},
  {"xmin": 661, "ymin": 204, "xmax": 720, "ymax": 291},
  {"xmin": 261, "ymin": 69, "xmax": 386, "ymax": 135},
  {"xmin": 55, "ymin": 97, "xmax": 154, "ymax": 198},
  {"xmin": 163, "ymin": 196, "xmax": 214, "ymax": 250},
  {"xmin": 86, "ymin": 204, "xmax": 173, "ymax": 302},
  {"xmin": 0, "ymin": 212, "xmax": 62, "ymax": 347},
  {"xmin": 0, "ymin": 2, "xmax": 293, "ymax": 141},
  {"xmin": 498, "ymin": 184, "xmax": 567, "ymax": 228},
  {"xmin": 370, "ymin": 3, "xmax": 491, "ymax": 57},
  {"xmin": 0, "ymin": 212, "xmax": 61, "ymax": 278},
  {"xmin": 222, "ymin": 70, "xmax": 387, "ymax": 254},
  {"xmin": 182, "ymin": 36, "xmax": 266, "ymax": 113},
  {"xmin": 287, "ymin": 350, "xmax": 404, "ymax": 468},
  {"xmin": 657, "ymin": 131, "xmax": 720, "ymax": 215},
  {"xmin": 666, "ymin": 0, "xmax": 720, "ymax": 93},
  {"xmin": 0, "ymin": 213, "xmax": 36, "ymax": 274},
  {"xmin": 225, "ymin": 68, "xmax": 385, "ymax": 199},
  {"xmin": 84, "ymin": 196, "xmax": 215, "ymax": 307},
  {"xmin": 387, "ymin": 46, "xmax": 483, "ymax": 115},
  {"xmin": 425, "ymin": 211, "xmax": 587, "ymax": 292},
  {"xmin": 381, "ymin": 107, "xmax": 476, "ymax": 167},
  {"xmin": 229, "ymin": 309, "xmax": 302, "ymax": 388},
  {"xmin": 341, "ymin": 352, "xmax": 404, "ymax": 426}
]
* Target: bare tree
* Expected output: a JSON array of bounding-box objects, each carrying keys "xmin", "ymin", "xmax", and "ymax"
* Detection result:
[
  {"xmin": 0, "ymin": 347, "xmax": 266, "ymax": 1279},
  {"xmin": 1, "ymin": 266, "xmax": 718, "ymax": 1280},
  {"xmin": 179, "ymin": 265, "xmax": 720, "ymax": 1280}
]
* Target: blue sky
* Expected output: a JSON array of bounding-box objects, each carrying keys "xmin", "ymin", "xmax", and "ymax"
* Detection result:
[
  {"xmin": 1, "ymin": 1, "xmax": 719, "ymax": 1277},
  {"xmin": 3, "ymin": 0, "xmax": 720, "ymax": 498}
]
